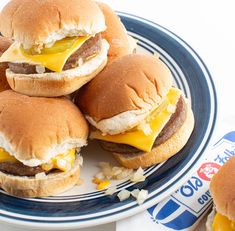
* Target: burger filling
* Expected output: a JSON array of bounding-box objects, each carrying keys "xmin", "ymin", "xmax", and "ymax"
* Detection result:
[
  {"xmin": 0, "ymin": 34, "xmax": 102, "ymax": 74},
  {"xmin": 212, "ymin": 212, "xmax": 235, "ymax": 231},
  {"xmin": 0, "ymin": 148, "xmax": 76, "ymax": 176},
  {"xmin": 90, "ymin": 87, "xmax": 184, "ymax": 153},
  {"xmin": 100, "ymin": 95, "xmax": 186, "ymax": 154}
]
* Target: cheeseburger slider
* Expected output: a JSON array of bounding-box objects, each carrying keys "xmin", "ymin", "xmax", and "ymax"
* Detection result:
[
  {"xmin": 96, "ymin": 2, "xmax": 136, "ymax": 62},
  {"xmin": 0, "ymin": 0, "xmax": 109, "ymax": 97},
  {"xmin": 0, "ymin": 36, "xmax": 12, "ymax": 92},
  {"xmin": 207, "ymin": 157, "xmax": 235, "ymax": 231},
  {"xmin": 0, "ymin": 90, "xmax": 88, "ymax": 197},
  {"xmin": 76, "ymin": 54, "xmax": 194, "ymax": 169}
]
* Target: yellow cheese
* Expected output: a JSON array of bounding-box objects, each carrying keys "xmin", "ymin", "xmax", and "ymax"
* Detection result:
[
  {"xmin": 0, "ymin": 148, "xmax": 18, "ymax": 162},
  {"xmin": 0, "ymin": 147, "xmax": 76, "ymax": 172},
  {"xmin": 0, "ymin": 36, "xmax": 91, "ymax": 72},
  {"xmin": 90, "ymin": 87, "xmax": 181, "ymax": 152},
  {"xmin": 41, "ymin": 149, "xmax": 76, "ymax": 172},
  {"xmin": 212, "ymin": 213, "xmax": 235, "ymax": 231}
]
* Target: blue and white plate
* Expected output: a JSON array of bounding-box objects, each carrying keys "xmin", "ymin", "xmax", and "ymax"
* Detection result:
[{"xmin": 0, "ymin": 13, "xmax": 217, "ymax": 229}]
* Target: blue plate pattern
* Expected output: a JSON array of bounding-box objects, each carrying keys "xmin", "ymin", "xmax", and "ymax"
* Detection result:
[{"xmin": 0, "ymin": 13, "xmax": 217, "ymax": 229}]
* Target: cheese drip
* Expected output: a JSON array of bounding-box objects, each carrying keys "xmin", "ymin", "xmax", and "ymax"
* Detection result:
[
  {"xmin": 0, "ymin": 36, "xmax": 91, "ymax": 72},
  {"xmin": 90, "ymin": 87, "xmax": 182, "ymax": 152},
  {"xmin": 0, "ymin": 148, "xmax": 76, "ymax": 172},
  {"xmin": 212, "ymin": 213, "xmax": 235, "ymax": 231}
]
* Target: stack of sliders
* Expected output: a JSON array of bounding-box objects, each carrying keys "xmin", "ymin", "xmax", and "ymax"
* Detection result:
[
  {"xmin": 207, "ymin": 157, "xmax": 235, "ymax": 231},
  {"xmin": 0, "ymin": 0, "xmax": 136, "ymax": 197},
  {"xmin": 76, "ymin": 54, "xmax": 195, "ymax": 169},
  {"xmin": 0, "ymin": 0, "xmax": 194, "ymax": 198}
]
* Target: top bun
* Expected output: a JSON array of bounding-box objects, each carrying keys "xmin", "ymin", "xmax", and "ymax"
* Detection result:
[
  {"xmin": 210, "ymin": 157, "xmax": 235, "ymax": 220},
  {"xmin": 0, "ymin": 0, "xmax": 106, "ymax": 49},
  {"xmin": 96, "ymin": 2, "xmax": 136, "ymax": 61},
  {"xmin": 0, "ymin": 90, "xmax": 88, "ymax": 167},
  {"xmin": 76, "ymin": 54, "xmax": 172, "ymax": 134}
]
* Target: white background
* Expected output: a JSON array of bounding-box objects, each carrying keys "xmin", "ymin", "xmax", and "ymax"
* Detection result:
[{"xmin": 0, "ymin": 0, "xmax": 234, "ymax": 230}]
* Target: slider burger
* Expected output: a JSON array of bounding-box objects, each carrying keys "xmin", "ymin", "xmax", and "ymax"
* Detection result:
[
  {"xmin": 76, "ymin": 54, "xmax": 194, "ymax": 169},
  {"xmin": 0, "ymin": 36, "xmax": 12, "ymax": 92},
  {"xmin": 0, "ymin": 90, "xmax": 88, "ymax": 197},
  {"xmin": 0, "ymin": 0, "xmax": 109, "ymax": 97},
  {"xmin": 96, "ymin": 1, "xmax": 136, "ymax": 62},
  {"xmin": 207, "ymin": 157, "xmax": 235, "ymax": 231}
]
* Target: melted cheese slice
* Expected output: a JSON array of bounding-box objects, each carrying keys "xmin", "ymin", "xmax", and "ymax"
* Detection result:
[
  {"xmin": 0, "ymin": 36, "xmax": 91, "ymax": 72},
  {"xmin": 0, "ymin": 148, "xmax": 18, "ymax": 162},
  {"xmin": 41, "ymin": 149, "xmax": 76, "ymax": 172},
  {"xmin": 90, "ymin": 87, "xmax": 181, "ymax": 152},
  {"xmin": 0, "ymin": 148, "xmax": 76, "ymax": 172},
  {"xmin": 212, "ymin": 213, "xmax": 235, "ymax": 231}
]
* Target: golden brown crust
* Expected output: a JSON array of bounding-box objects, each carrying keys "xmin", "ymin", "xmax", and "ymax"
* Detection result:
[
  {"xmin": 0, "ymin": 90, "xmax": 88, "ymax": 163},
  {"xmin": 210, "ymin": 157, "xmax": 235, "ymax": 221},
  {"xmin": 0, "ymin": 158, "xmax": 81, "ymax": 197},
  {"xmin": 76, "ymin": 54, "xmax": 172, "ymax": 121},
  {"xmin": 96, "ymin": 2, "xmax": 135, "ymax": 61},
  {"xmin": 6, "ymin": 58, "xmax": 107, "ymax": 97},
  {"xmin": 0, "ymin": 0, "xmax": 105, "ymax": 47},
  {"xmin": 0, "ymin": 36, "xmax": 12, "ymax": 92},
  {"xmin": 113, "ymin": 99, "xmax": 194, "ymax": 169}
]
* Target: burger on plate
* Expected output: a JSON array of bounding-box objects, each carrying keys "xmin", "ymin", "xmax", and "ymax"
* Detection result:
[
  {"xmin": 0, "ymin": 90, "xmax": 88, "ymax": 197},
  {"xmin": 75, "ymin": 54, "xmax": 195, "ymax": 169},
  {"xmin": 207, "ymin": 157, "xmax": 235, "ymax": 231},
  {"xmin": 0, "ymin": 0, "xmax": 109, "ymax": 97}
]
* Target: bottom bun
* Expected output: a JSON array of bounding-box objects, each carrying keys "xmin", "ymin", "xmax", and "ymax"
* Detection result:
[
  {"xmin": 206, "ymin": 207, "xmax": 216, "ymax": 231},
  {"xmin": 113, "ymin": 99, "xmax": 194, "ymax": 169},
  {"xmin": 0, "ymin": 158, "xmax": 81, "ymax": 198}
]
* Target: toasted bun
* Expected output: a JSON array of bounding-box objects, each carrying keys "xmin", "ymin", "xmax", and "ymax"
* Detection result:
[
  {"xmin": 0, "ymin": 157, "xmax": 81, "ymax": 197},
  {"xmin": 0, "ymin": 90, "xmax": 88, "ymax": 167},
  {"xmin": 76, "ymin": 54, "xmax": 172, "ymax": 133},
  {"xmin": 0, "ymin": 0, "xmax": 106, "ymax": 48},
  {"xmin": 96, "ymin": 2, "xmax": 136, "ymax": 61},
  {"xmin": 113, "ymin": 98, "xmax": 194, "ymax": 169},
  {"xmin": 210, "ymin": 156, "xmax": 235, "ymax": 221},
  {"xmin": 6, "ymin": 39, "xmax": 109, "ymax": 97},
  {"xmin": 0, "ymin": 36, "xmax": 12, "ymax": 92}
]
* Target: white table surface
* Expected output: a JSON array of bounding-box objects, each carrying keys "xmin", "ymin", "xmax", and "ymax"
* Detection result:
[{"xmin": 0, "ymin": 0, "xmax": 234, "ymax": 230}]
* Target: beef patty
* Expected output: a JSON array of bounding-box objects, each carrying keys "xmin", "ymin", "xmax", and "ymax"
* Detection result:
[
  {"xmin": 8, "ymin": 34, "xmax": 102, "ymax": 74},
  {"xmin": 0, "ymin": 161, "xmax": 45, "ymax": 176},
  {"xmin": 100, "ymin": 96, "xmax": 187, "ymax": 154}
]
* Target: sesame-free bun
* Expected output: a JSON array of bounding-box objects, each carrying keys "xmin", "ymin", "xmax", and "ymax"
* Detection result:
[
  {"xmin": 0, "ymin": 90, "xmax": 88, "ymax": 167},
  {"xmin": 113, "ymin": 97, "xmax": 194, "ymax": 169},
  {"xmin": 6, "ymin": 39, "xmax": 109, "ymax": 97},
  {"xmin": 0, "ymin": 0, "xmax": 106, "ymax": 48},
  {"xmin": 96, "ymin": 2, "xmax": 136, "ymax": 62},
  {"xmin": 0, "ymin": 157, "xmax": 81, "ymax": 198},
  {"xmin": 76, "ymin": 54, "xmax": 172, "ymax": 134},
  {"xmin": 0, "ymin": 36, "xmax": 12, "ymax": 92},
  {"xmin": 210, "ymin": 157, "xmax": 235, "ymax": 221}
]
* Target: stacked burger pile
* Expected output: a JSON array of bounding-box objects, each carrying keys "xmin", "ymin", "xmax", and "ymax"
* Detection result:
[{"xmin": 0, "ymin": 0, "xmax": 194, "ymax": 198}]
